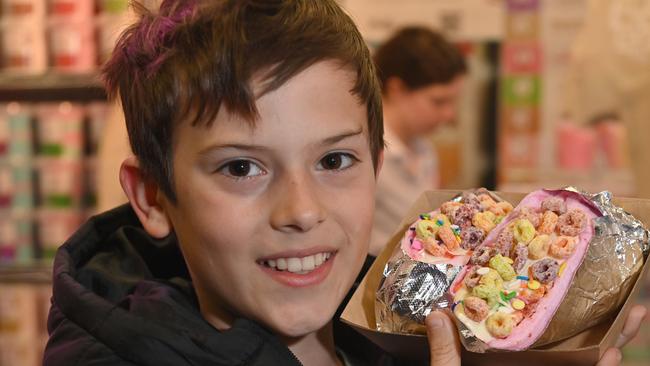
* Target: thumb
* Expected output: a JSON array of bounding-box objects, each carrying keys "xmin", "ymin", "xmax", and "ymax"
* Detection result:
[
  {"xmin": 595, "ymin": 348, "xmax": 622, "ymax": 366},
  {"xmin": 426, "ymin": 311, "xmax": 461, "ymax": 366}
]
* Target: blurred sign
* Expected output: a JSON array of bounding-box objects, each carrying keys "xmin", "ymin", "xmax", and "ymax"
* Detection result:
[
  {"xmin": 497, "ymin": 0, "xmax": 541, "ymax": 184},
  {"xmin": 340, "ymin": 0, "xmax": 505, "ymax": 43}
]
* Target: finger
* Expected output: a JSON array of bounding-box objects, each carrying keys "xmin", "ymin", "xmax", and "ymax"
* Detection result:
[
  {"xmin": 425, "ymin": 311, "xmax": 461, "ymax": 366},
  {"xmin": 595, "ymin": 348, "xmax": 622, "ymax": 366},
  {"xmin": 615, "ymin": 305, "xmax": 647, "ymax": 348}
]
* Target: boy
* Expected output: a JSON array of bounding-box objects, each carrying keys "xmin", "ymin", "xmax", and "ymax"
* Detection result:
[
  {"xmin": 43, "ymin": 1, "xmax": 643, "ymax": 365},
  {"xmin": 41, "ymin": 1, "xmax": 456, "ymax": 365}
]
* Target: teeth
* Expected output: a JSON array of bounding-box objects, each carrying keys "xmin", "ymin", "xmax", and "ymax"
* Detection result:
[
  {"xmin": 277, "ymin": 258, "xmax": 287, "ymax": 270},
  {"xmin": 287, "ymin": 258, "xmax": 302, "ymax": 272},
  {"xmin": 302, "ymin": 256, "xmax": 315, "ymax": 271},
  {"xmin": 263, "ymin": 252, "xmax": 333, "ymax": 273}
]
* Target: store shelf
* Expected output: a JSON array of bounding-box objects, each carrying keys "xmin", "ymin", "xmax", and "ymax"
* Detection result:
[
  {"xmin": 0, "ymin": 73, "xmax": 106, "ymax": 102},
  {"xmin": 0, "ymin": 264, "xmax": 52, "ymax": 284}
]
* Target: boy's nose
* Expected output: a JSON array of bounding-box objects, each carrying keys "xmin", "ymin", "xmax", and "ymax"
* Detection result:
[{"xmin": 269, "ymin": 173, "xmax": 326, "ymax": 233}]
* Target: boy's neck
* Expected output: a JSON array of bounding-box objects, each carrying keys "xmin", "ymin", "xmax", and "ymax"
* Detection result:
[
  {"xmin": 196, "ymin": 292, "xmax": 341, "ymax": 365},
  {"xmin": 281, "ymin": 321, "xmax": 342, "ymax": 366},
  {"xmin": 200, "ymin": 304, "xmax": 342, "ymax": 365}
]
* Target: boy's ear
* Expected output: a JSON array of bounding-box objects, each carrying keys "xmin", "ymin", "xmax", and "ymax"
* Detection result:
[{"xmin": 119, "ymin": 156, "xmax": 172, "ymax": 238}]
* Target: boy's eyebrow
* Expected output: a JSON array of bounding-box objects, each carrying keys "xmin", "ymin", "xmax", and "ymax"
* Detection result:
[
  {"xmin": 198, "ymin": 143, "xmax": 269, "ymax": 156},
  {"xmin": 320, "ymin": 128, "xmax": 364, "ymax": 146},
  {"xmin": 198, "ymin": 128, "xmax": 364, "ymax": 156}
]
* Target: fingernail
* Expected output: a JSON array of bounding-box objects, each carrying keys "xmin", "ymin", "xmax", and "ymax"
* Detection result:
[
  {"xmin": 428, "ymin": 314, "xmax": 444, "ymax": 329},
  {"xmin": 616, "ymin": 349, "xmax": 623, "ymax": 362}
]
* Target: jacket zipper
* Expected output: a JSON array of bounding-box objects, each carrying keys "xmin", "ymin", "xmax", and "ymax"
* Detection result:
[{"xmin": 288, "ymin": 349, "xmax": 304, "ymax": 366}]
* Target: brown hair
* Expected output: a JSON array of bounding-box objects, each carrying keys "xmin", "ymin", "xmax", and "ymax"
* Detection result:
[
  {"xmin": 103, "ymin": 0, "xmax": 383, "ymax": 202},
  {"xmin": 373, "ymin": 26, "xmax": 467, "ymax": 93}
]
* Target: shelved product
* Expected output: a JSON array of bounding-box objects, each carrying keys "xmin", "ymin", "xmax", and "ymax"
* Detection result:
[
  {"xmin": 0, "ymin": 0, "xmax": 131, "ymax": 75},
  {"xmin": 0, "ymin": 283, "xmax": 50, "ymax": 366},
  {"xmin": 0, "ymin": 101, "xmax": 109, "ymax": 265},
  {"xmin": 0, "ymin": 3, "xmax": 127, "ymax": 365}
]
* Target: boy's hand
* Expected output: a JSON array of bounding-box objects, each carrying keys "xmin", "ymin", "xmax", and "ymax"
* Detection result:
[
  {"xmin": 596, "ymin": 305, "xmax": 647, "ymax": 366},
  {"xmin": 425, "ymin": 311, "xmax": 461, "ymax": 366}
]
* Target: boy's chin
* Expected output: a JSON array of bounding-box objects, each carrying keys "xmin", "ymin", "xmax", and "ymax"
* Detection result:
[
  {"xmin": 258, "ymin": 282, "xmax": 352, "ymax": 338},
  {"xmin": 264, "ymin": 309, "xmax": 334, "ymax": 338}
]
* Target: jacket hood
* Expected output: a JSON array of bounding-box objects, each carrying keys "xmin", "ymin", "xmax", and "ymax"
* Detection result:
[{"xmin": 46, "ymin": 204, "xmax": 299, "ymax": 366}]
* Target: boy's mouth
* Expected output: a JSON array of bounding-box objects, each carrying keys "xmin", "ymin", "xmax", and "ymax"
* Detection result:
[{"xmin": 259, "ymin": 252, "xmax": 334, "ymax": 274}]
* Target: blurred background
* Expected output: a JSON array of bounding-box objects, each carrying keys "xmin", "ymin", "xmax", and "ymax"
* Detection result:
[{"xmin": 0, "ymin": 0, "xmax": 648, "ymax": 365}]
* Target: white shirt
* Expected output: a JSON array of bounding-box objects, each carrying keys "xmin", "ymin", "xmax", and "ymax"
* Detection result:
[{"xmin": 370, "ymin": 127, "xmax": 439, "ymax": 255}]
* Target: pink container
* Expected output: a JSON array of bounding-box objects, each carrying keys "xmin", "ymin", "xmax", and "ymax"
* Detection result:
[
  {"xmin": 1, "ymin": 20, "xmax": 47, "ymax": 74},
  {"xmin": 556, "ymin": 122, "xmax": 597, "ymax": 171},
  {"xmin": 0, "ymin": 216, "xmax": 33, "ymax": 264},
  {"xmin": 2, "ymin": 0, "xmax": 46, "ymax": 19},
  {"xmin": 503, "ymin": 42, "xmax": 541, "ymax": 74},
  {"xmin": 48, "ymin": 0, "xmax": 94, "ymax": 20},
  {"xmin": 37, "ymin": 209, "xmax": 82, "ymax": 258},
  {"xmin": 0, "ymin": 218, "xmax": 17, "ymax": 262},
  {"xmin": 48, "ymin": 19, "xmax": 96, "ymax": 73},
  {"xmin": 37, "ymin": 159, "xmax": 83, "ymax": 209},
  {"xmin": 596, "ymin": 120, "xmax": 628, "ymax": 170},
  {"xmin": 36, "ymin": 102, "xmax": 84, "ymax": 158}
]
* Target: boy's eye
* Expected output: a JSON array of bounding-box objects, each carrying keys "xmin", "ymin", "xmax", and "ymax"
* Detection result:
[
  {"xmin": 317, "ymin": 152, "xmax": 357, "ymax": 171},
  {"xmin": 218, "ymin": 159, "xmax": 264, "ymax": 179}
]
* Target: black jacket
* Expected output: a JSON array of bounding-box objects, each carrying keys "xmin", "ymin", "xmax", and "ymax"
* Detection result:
[{"xmin": 43, "ymin": 205, "xmax": 393, "ymax": 366}]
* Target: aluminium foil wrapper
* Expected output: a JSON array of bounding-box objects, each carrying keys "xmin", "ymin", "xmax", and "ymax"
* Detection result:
[
  {"xmin": 376, "ymin": 188, "xmax": 649, "ymax": 352},
  {"xmin": 533, "ymin": 189, "xmax": 649, "ymax": 346},
  {"xmin": 375, "ymin": 256, "xmax": 461, "ymax": 334}
]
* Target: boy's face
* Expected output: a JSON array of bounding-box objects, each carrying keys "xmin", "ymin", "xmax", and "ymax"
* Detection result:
[{"xmin": 159, "ymin": 61, "xmax": 378, "ymax": 337}]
